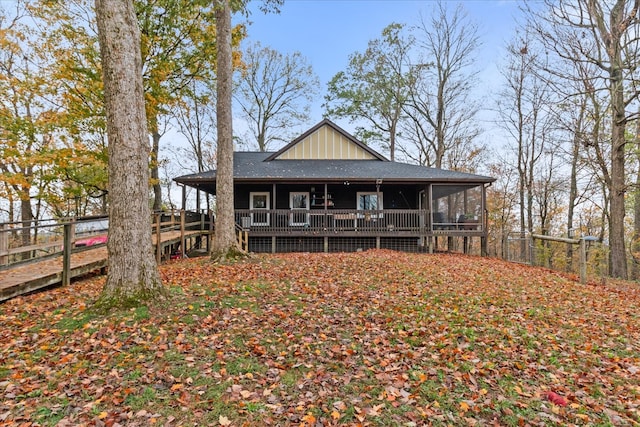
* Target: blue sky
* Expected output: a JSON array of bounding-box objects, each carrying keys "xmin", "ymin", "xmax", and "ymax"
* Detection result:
[{"xmin": 238, "ymin": 0, "xmax": 523, "ymax": 129}]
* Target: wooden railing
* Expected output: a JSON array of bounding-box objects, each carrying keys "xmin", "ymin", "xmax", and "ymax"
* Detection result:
[
  {"xmin": 233, "ymin": 209, "xmax": 484, "ymax": 236},
  {"xmin": 0, "ymin": 210, "xmax": 213, "ymax": 275}
]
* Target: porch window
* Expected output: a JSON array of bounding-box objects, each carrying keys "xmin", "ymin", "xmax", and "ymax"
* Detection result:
[
  {"xmin": 289, "ymin": 192, "xmax": 310, "ymax": 226},
  {"xmin": 357, "ymin": 192, "xmax": 383, "ymax": 219}
]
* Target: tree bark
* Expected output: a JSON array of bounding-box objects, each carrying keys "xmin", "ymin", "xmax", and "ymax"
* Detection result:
[
  {"xmin": 566, "ymin": 104, "xmax": 583, "ymax": 269},
  {"xmin": 212, "ymin": 0, "xmax": 239, "ymax": 257},
  {"xmin": 632, "ymin": 110, "xmax": 640, "ymax": 280},
  {"xmin": 20, "ymin": 195, "xmax": 33, "ymax": 261},
  {"xmin": 591, "ymin": 0, "xmax": 633, "ymax": 279},
  {"xmin": 95, "ymin": 0, "xmax": 163, "ymax": 305}
]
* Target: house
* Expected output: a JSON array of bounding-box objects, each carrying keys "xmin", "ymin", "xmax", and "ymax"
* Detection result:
[{"xmin": 174, "ymin": 119, "xmax": 495, "ymax": 254}]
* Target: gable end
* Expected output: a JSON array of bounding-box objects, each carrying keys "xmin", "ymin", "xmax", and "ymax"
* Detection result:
[{"xmin": 265, "ymin": 119, "xmax": 387, "ymax": 161}]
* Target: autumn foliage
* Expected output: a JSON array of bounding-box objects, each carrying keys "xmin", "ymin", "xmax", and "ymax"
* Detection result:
[{"xmin": 1, "ymin": 250, "xmax": 639, "ymax": 426}]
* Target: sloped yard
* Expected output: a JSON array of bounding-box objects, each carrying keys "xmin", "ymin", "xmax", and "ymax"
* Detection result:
[{"xmin": 1, "ymin": 250, "xmax": 639, "ymax": 426}]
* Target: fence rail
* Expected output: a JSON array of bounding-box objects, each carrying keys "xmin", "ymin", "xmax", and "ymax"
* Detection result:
[{"xmin": 0, "ymin": 211, "xmax": 213, "ymax": 289}]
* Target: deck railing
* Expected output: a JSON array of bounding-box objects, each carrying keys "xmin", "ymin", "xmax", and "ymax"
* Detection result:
[
  {"xmin": 0, "ymin": 210, "xmax": 213, "ymax": 271},
  {"xmin": 234, "ymin": 209, "xmax": 483, "ymax": 236}
]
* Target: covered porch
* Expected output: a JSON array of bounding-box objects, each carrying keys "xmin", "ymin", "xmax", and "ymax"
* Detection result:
[{"xmin": 179, "ymin": 179, "xmax": 490, "ymax": 255}]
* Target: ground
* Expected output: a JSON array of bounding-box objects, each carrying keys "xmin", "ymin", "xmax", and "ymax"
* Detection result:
[{"xmin": 1, "ymin": 250, "xmax": 639, "ymax": 426}]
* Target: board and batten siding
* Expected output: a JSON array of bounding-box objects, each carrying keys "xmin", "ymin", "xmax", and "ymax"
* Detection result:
[{"xmin": 275, "ymin": 124, "xmax": 377, "ymax": 160}]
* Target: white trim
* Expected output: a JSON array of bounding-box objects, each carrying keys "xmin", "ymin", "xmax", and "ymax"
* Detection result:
[
  {"xmin": 289, "ymin": 192, "xmax": 310, "ymax": 226},
  {"xmin": 249, "ymin": 192, "xmax": 270, "ymax": 226}
]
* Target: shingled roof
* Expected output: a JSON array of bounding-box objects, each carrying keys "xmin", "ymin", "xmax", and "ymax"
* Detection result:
[
  {"xmin": 174, "ymin": 119, "xmax": 495, "ymax": 192},
  {"xmin": 174, "ymin": 152, "xmax": 494, "ymax": 187}
]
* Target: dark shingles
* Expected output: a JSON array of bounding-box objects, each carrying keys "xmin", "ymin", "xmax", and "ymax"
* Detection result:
[{"xmin": 174, "ymin": 152, "xmax": 495, "ymax": 184}]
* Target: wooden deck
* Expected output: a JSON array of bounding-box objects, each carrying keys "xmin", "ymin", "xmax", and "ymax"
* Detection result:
[{"xmin": 0, "ymin": 230, "xmax": 205, "ymax": 302}]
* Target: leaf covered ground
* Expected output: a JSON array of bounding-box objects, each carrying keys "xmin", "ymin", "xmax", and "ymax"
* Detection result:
[{"xmin": 1, "ymin": 250, "xmax": 639, "ymax": 426}]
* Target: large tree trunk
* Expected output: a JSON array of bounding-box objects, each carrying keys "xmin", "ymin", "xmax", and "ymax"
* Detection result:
[
  {"xmin": 212, "ymin": 0, "xmax": 238, "ymax": 257},
  {"xmin": 605, "ymin": 1, "xmax": 630, "ymax": 279},
  {"xmin": 609, "ymin": 86, "xmax": 627, "ymax": 278},
  {"xmin": 95, "ymin": 0, "xmax": 163, "ymax": 305}
]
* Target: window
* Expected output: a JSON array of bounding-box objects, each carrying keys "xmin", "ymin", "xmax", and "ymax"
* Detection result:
[{"xmin": 357, "ymin": 192, "xmax": 383, "ymax": 218}]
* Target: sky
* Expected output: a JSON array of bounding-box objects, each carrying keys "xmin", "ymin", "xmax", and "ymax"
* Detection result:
[{"xmin": 236, "ymin": 0, "xmax": 524, "ymax": 136}]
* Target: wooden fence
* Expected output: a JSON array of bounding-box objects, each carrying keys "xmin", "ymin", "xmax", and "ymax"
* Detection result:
[
  {"xmin": 0, "ymin": 210, "xmax": 213, "ymax": 287},
  {"xmin": 531, "ymin": 234, "xmax": 587, "ymax": 284}
]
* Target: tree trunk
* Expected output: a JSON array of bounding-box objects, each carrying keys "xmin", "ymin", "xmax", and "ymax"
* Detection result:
[
  {"xmin": 609, "ymin": 94, "xmax": 627, "ymax": 278},
  {"xmin": 566, "ymin": 108, "xmax": 582, "ymax": 270},
  {"xmin": 212, "ymin": 0, "xmax": 239, "ymax": 258},
  {"xmin": 607, "ymin": 6, "xmax": 629, "ymax": 279},
  {"xmin": 632, "ymin": 113, "xmax": 640, "ymax": 280},
  {"xmin": 95, "ymin": 0, "xmax": 163, "ymax": 306},
  {"xmin": 632, "ymin": 149, "xmax": 640, "ymax": 280},
  {"xmin": 583, "ymin": 0, "xmax": 632, "ymax": 278},
  {"xmin": 20, "ymin": 195, "xmax": 33, "ymax": 261}
]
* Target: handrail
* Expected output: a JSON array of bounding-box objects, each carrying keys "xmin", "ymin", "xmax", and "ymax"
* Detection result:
[
  {"xmin": 0, "ymin": 210, "xmax": 213, "ymax": 269},
  {"xmin": 235, "ymin": 222, "xmax": 248, "ymax": 252}
]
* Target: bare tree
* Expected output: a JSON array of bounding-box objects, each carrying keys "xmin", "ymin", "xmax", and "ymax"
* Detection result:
[
  {"xmin": 496, "ymin": 30, "xmax": 555, "ymax": 247},
  {"xmin": 485, "ymin": 158, "xmax": 519, "ymax": 259},
  {"xmin": 172, "ymin": 80, "xmax": 217, "ymax": 211},
  {"xmin": 95, "ymin": 0, "xmax": 163, "ymax": 306},
  {"xmin": 528, "ymin": 0, "xmax": 640, "ymax": 279},
  {"xmin": 236, "ymin": 42, "xmax": 318, "ymax": 152},
  {"xmin": 401, "ymin": 1, "xmax": 482, "ymax": 170}
]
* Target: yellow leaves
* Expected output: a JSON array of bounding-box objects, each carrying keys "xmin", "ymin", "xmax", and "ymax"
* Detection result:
[
  {"xmin": 301, "ymin": 413, "xmax": 316, "ymax": 424},
  {"xmin": 218, "ymin": 415, "xmax": 232, "ymax": 426}
]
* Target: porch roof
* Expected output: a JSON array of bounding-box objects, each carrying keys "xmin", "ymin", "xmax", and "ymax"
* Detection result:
[{"xmin": 174, "ymin": 152, "xmax": 495, "ymax": 193}]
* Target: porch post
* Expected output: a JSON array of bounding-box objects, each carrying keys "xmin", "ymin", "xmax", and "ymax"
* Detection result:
[
  {"xmin": 481, "ymin": 183, "xmax": 488, "ymax": 256},
  {"xmin": 463, "ymin": 189, "xmax": 469, "ymax": 254},
  {"xmin": 427, "ymin": 184, "xmax": 434, "ymax": 253},
  {"xmin": 180, "ymin": 183, "xmax": 186, "ymax": 211},
  {"xmin": 273, "ymin": 183, "xmax": 277, "ymax": 253},
  {"xmin": 447, "ymin": 194, "xmax": 453, "ymax": 252}
]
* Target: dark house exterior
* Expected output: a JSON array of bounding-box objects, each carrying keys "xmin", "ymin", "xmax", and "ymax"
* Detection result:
[{"xmin": 174, "ymin": 119, "xmax": 495, "ymax": 254}]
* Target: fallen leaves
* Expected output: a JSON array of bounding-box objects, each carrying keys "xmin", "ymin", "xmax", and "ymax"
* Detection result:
[{"xmin": 1, "ymin": 250, "xmax": 639, "ymax": 425}]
